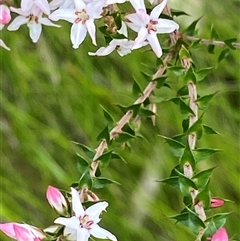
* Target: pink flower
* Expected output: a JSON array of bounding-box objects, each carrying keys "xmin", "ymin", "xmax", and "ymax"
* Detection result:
[
  {"xmin": 46, "ymin": 185, "xmax": 68, "ymax": 214},
  {"xmin": 211, "ymin": 198, "xmax": 225, "ymax": 208},
  {"xmin": 0, "ymin": 5, "xmax": 11, "ymax": 28},
  {"xmin": 0, "ymin": 223, "xmax": 46, "ymax": 241},
  {"xmin": 211, "ymin": 228, "xmax": 228, "ymax": 241}
]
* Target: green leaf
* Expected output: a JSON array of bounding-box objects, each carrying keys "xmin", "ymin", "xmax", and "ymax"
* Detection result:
[
  {"xmin": 201, "ymin": 213, "xmax": 230, "ymax": 241},
  {"xmin": 207, "ymin": 44, "xmax": 215, "ymax": 54},
  {"xmin": 195, "ymin": 185, "xmax": 210, "ymax": 208},
  {"xmin": 210, "ymin": 25, "xmax": 219, "ymax": 40},
  {"xmin": 78, "ymin": 171, "xmax": 92, "ymax": 189},
  {"xmin": 100, "ymin": 105, "xmax": 114, "ymax": 125},
  {"xmin": 73, "ymin": 142, "xmax": 96, "ymax": 159},
  {"xmin": 97, "ymin": 125, "xmax": 110, "ymax": 143},
  {"xmin": 193, "ymin": 167, "xmax": 215, "ymax": 189},
  {"xmin": 182, "ymin": 118, "xmax": 189, "ymax": 133},
  {"xmin": 196, "ymin": 92, "xmax": 218, "ymax": 110},
  {"xmin": 177, "ymin": 85, "xmax": 189, "ymax": 97},
  {"xmin": 176, "ymin": 170, "xmax": 197, "ymax": 196},
  {"xmin": 115, "ymin": 132, "xmax": 135, "ymax": 143},
  {"xmin": 179, "ymin": 145, "xmax": 196, "ymax": 169},
  {"xmin": 187, "ymin": 115, "xmax": 203, "ymax": 134},
  {"xmin": 171, "ymin": 9, "xmax": 190, "ymax": 17},
  {"xmin": 168, "ymin": 66, "xmax": 185, "ymax": 76},
  {"xmin": 116, "ymin": 103, "xmax": 141, "ymax": 117},
  {"xmin": 171, "ymin": 207, "xmax": 205, "ymax": 234},
  {"xmin": 224, "ymin": 38, "xmax": 237, "ymax": 50},
  {"xmin": 179, "ymin": 45, "xmax": 191, "ymax": 59},
  {"xmin": 92, "ymin": 177, "xmax": 120, "ymax": 189},
  {"xmin": 97, "ymin": 151, "xmax": 113, "ymax": 167},
  {"xmin": 195, "ymin": 67, "xmax": 214, "ymax": 82},
  {"xmin": 218, "ymin": 48, "xmax": 230, "ymax": 63},
  {"xmin": 139, "ymin": 107, "xmax": 156, "ymax": 117},
  {"xmin": 132, "ymin": 78, "xmax": 143, "ymax": 96},
  {"xmin": 158, "ymin": 176, "xmax": 179, "ymax": 189},
  {"xmin": 183, "ymin": 17, "xmax": 202, "ymax": 36},
  {"xmin": 190, "ymin": 38, "xmax": 202, "ymax": 49},
  {"xmin": 203, "ymin": 125, "xmax": 220, "ymax": 135},
  {"xmin": 111, "ymin": 152, "xmax": 127, "ymax": 163},
  {"xmin": 169, "ymin": 97, "xmax": 195, "ymax": 116},
  {"xmin": 184, "ymin": 67, "xmax": 196, "ymax": 83},
  {"xmin": 154, "ymin": 76, "xmax": 168, "ymax": 89},
  {"xmin": 193, "ymin": 148, "xmax": 221, "ymax": 163},
  {"xmin": 140, "ymin": 71, "xmax": 152, "ymax": 81},
  {"xmin": 159, "ymin": 135, "xmax": 185, "ymax": 157},
  {"xmin": 76, "ymin": 154, "xmax": 89, "ymax": 174}
]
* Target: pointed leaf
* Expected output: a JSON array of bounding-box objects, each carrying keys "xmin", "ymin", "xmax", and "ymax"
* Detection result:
[
  {"xmin": 97, "ymin": 125, "xmax": 110, "ymax": 143},
  {"xmin": 224, "ymin": 38, "xmax": 237, "ymax": 50},
  {"xmin": 187, "ymin": 115, "xmax": 203, "ymax": 134},
  {"xmin": 100, "ymin": 105, "xmax": 114, "ymax": 125},
  {"xmin": 97, "ymin": 151, "xmax": 113, "ymax": 167},
  {"xmin": 218, "ymin": 48, "xmax": 230, "ymax": 63},
  {"xmin": 196, "ymin": 92, "xmax": 218, "ymax": 110},
  {"xmin": 159, "ymin": 135, "xmax": 185, "ymax": 157},
  {"xmin": 92, "ymin": 177, "xmax": 121, "ymax": 189},
  {"xmin": 132, "ymin": 78, "xmax": 143, "ymax": 96},
  {"xmin": 193, "ymin": 148, "xmax": 221, "ymax": 163},
  {"xmin": 78, "ymin": 171, "xmax": 92, "ymax": 189},
  {"xmin": 76, "ymin": 154, "xmax": 89, "ymax": 174},
  {"xmin": 207, "ymin": 44, "xmax": 215, "ymax": 54},
  {"xmin": 195, "ymin": 185, "xmax": 210, "ymax": 208},
  {"xmin": 168, "ymin": 66, "xmax": 185, "ymax": 76},
  {"xmin": 158, "ymin": 176, "xmax": 179, "ymax": 189},
  {"xmin": 154, "ymin": 76, "xmax": 168, "ymax": 89},
  {"xmin": 193, "ymin": 167, "xmax": 215, "ymax": 189},
  {"xmin": 73, "ymin": 142, "xmax": 96, "ymax": 159},
  {"xmin": 210, "ymin": 25, "xmax": 219, "ymax": 40},
  {"xmin": 115, "ymin": 132, "xmax": 135, "ymax": 143},
  {"xmin": 111, "ymin": 152, "xmax": 127, "ymax": 163},
  {"xmin": 203, "ymin": 125, "xmax": 220, "ymax": 135},
  {"xmin": 195, "ymin": 67, "xmax": 214, "ymax": 82},
  {"xmin": 183, "ymin": 17, "xmax": 202, "ymax": 36},
  {"xmin": 171, "ymin": 9, "xmax": 190, "ymax": 17},
  {"xmin": 180, "ymin": 145, "xmax": 196, "ymax": 168}
]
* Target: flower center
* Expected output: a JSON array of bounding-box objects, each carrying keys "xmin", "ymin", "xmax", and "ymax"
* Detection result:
[
  {"xmin": 75, "ymin": 9, "xmax": 89, "ymax": 24},
  {"xmin": 79, "ymin": 214, "xmax": 94, "ymax": 230},
  {"xmin": 28, "ymin": 14, "xmax": 38, "ymax": 24},
  {"xmin": 146, "ymin": 19, "xmax": 158, "ymax": 33}
]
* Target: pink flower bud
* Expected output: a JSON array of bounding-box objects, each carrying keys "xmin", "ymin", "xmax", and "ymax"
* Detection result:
[
  {"xmin": 46, "ymin": 186, "xmax": 68, "ymax": 214},
  {"xmin": 0, "ymin": 223, "xmax": 45, "ymax": 241},
  {"xmin": 0, "ymin": 5, "xmax": 11, "ymax": 25},
  {"xmin": 211, "ymin": 198, "xmax": 225, "ymax": 208},
  {"xmin": 211, "ymin": 227, "xmax": 228, "ymax": 241}
]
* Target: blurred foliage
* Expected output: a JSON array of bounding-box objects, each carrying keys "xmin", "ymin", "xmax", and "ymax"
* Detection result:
[{"xmin": 0, "ymin": 0, "xmax": 239, "ymax": 240}]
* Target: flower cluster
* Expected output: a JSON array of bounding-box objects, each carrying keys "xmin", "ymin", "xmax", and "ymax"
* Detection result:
[
  {"xmin": 0, "ymin": 186, "xmax": 117, "ymax": 241},
  {"xmin": 1, "ymin": 0, "xmax": 179, "ymax": 57}
]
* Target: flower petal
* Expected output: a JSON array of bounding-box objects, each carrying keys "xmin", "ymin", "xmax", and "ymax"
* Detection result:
[
  {"xmin": 73, "ymin": 0, "xmax": 86, "ymax": 10},
  {"xmin": 49, "ymin": 9, "xmax": 76, "ymax": 23},
  {"xmin": 0, "ymin": 223, "xmax": 17, "ymax": 239},
  {"xmin": 14, "ymin": 224, "xmax": 35, "ymax": 241},
  {"xmin": 85, "ymin": 19, "xmax": 96, "ymax": 45},
  {"xmin": 147, "ymin": 33, "xmax": 162, "ymax": 57},
  {"xmin": 77, "ymin": 228, "xmax": 90, "ymax": 241},
  {"xmin": 7, "ymin": 16, "xmax": 28, "ymax": 31},
  {"xmin": 21, "ymin": 0, "xmax": 33, "ymax": 12},
  {"xmin": 212, "ymin": 228, "xmax": 229, "ymax": 241},
  {"xmin": 28, "ymin": 22, "xmax": 42, "ymax": 43},
  {"xmin": 90, "ymin": 224, "xmax": 117, "ymax": 241},
  {"xmin": 150, "ymin": 0, "xmax": 168, "ymax": 19},
  {"xmin": 132, "ymin": 27, "xmax": 148, "ymax": 49},
  {"xmin": 55, "ymin": 216, "xmax": 80, "ymax": 230},
  {"xmin": 39, "ymin": 18, "xmax": 61, "ymax": 27},
  {"xmin": 34, "ymin": 0, "xmax": 50, "ymax": 15},
  {"xmin": 156, "ymin": 18, "xmax": 179, "ymax": 33},
  {"xmin": 88, "ymin": 45, "xmax": 116, "ymax": 56},
  {"xmin": 86, "ymin": 201, "xmax": 108, "ymax": 223},
  {"xmin": 70, "ymin": 187, "xmax": 84, "ymax": 217}
]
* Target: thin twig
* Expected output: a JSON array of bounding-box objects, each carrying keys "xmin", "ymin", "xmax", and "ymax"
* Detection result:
[
  {"xmin": 184, "ymin": 35, "xmax": 240, "ymax": 48},
  {"xmin": 90, "ymin": 53, "xmax": 174, "ymax": 177}
]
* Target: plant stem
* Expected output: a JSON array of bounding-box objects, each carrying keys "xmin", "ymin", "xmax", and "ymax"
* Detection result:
[{"xmin": 184, "ymin": 35, "xmax": 240, "ymax": 48}]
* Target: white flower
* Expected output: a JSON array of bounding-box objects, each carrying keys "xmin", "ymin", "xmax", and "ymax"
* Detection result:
[
  {"xmin": 49, "ymin": 0, "xmax": 105, "ymax": 48},
  {"xmin": 89, "ymin": 38, "xmax": 147, "ymax": 56},
  {"xmin": 125, "ymin": 0, "xmax": 179, "ymax": 57},
  {"xmin": 21, "ymin": 0, "xmax": 50, "ymax": 14},
  {"xmin": 7, "ymin": 6, "xmax": 60, "ymax": 43},
  {"xmin": 54, "ymin": 187, "xmax": 117, "ymax": 241}
]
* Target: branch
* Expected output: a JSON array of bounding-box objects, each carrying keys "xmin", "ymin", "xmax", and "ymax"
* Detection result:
[
  {"xmin": 90, "ymin": 52, "xmax": 174, "ymax": 177},
  {"xmin": 184, "ymin": 35, "xmax": 240, "ymax": 48}
]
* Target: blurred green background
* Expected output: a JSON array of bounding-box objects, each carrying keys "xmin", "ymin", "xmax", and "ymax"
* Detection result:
[{"xmin": 0, "ymin": 0, "xmax": 239, "ymax": 240}]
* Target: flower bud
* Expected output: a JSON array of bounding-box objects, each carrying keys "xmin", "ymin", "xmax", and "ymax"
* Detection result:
[
  {"xmin": 0, "ymin": 5, "xmax": 11, "ymax": 26},
  {"xmin": 46, "ymin": 186, "xmax": 68, "ymax": 215},
  {"xmin": 211, "ymin": 227, "xmax": 228, "ymax": 241},
  {"xmin": 211, "ymin": 198, "xmax": 224, "ymax": 208}
]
